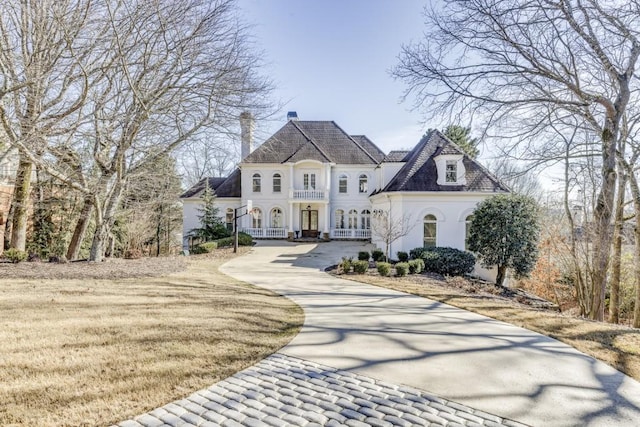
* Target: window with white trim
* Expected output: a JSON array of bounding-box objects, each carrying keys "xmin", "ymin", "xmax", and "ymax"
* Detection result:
[
  {"xmin": 303, "ymin": 173, "xmax": 316, "ymax": 190},
  {"xmin": 465, "ymin": 214, "xmax": 474, "ymax": 250},
  {"xmin": 338, "ymin": 174, "xmax": 348, "ymax": 193},
  {"xmin": 252, "ymin": 173, "xmax": 261, "ymax": 192},
  {"xmin": 423, "ymin": 214, "xmax": 437, "ymax": 248},
  {"xmin": 360, "ymin": 210, "xmax": 370, "ymax": 229},
  {"xmin": 359, "ymin": 174, "xmax": 368, "ymax": 193},
  {"xmin": 272, "ymin": 173, "xmax": 281, "ymax": 193},
  {"xmin": 335, "ymin": 209, "xmax": 345, "ymax": 229},
  {"xmin": 271, "ymin": 207, "xmax": 283, "ymax": 228},
  {"xmin": 348, "ymin": 209, "xmax": 358, "ymax": 229}
]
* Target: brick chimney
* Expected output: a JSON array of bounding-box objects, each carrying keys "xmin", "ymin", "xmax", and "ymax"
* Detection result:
[{"xmin": 240, "ymin": 111, "xmax": 254, "ymax": 160}]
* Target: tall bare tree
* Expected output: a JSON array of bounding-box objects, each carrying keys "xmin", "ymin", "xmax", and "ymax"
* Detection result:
[
  {"xmin": 0, "ymin": 0, "xmax": 95, "ymax": 251},
  {"xmin": 394, "ymin": 0, "xmax": 640, "ymax": 320}
]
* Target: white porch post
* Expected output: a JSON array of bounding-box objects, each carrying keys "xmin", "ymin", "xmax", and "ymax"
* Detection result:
[
  {"xmin": 324, "ymin": 203, "xmax": 330, "ymax": 234},
  {"xmin": 289, "ymin": 202, "xmax": 294, "ymax": 233}
]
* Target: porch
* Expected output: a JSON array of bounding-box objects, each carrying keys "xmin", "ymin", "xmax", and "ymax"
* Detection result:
[{"xmin": 241, "ymin": 227, "xmax": 370, "ymax": 240}]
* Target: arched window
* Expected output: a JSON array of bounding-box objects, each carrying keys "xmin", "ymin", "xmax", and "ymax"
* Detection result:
[
  {"xmin": 338, "ymin": 174, "xmax": 348, "ymax": 193},
  {"xmin": 348, "ymin": 209, "xmax": 358, "ymax": 229},
  {"xmin": 423, "ymin": 214, "xmax": 437, "ymax": 248},
  {"xmin": 335, "ymin": 209, "xmax": 345, "ymax": 229},
  {"xmin": 252, "ymin": 173, "xmax": 261, "ymax": 192},
  {"xmin": 271, "ymin": 207, "xmax": 283, "ymax": 228},
  {"xmin": 226, "ymin": 208, "xmax": 234, "ymax": 232},
  {"xmin": 465, "ymin": 214, "xmax": 474, "ymax": 249},
  {"xmin": 359, "ymin": 174, "xmax": 368, "ymax": 193},
  {"xmin": 252, "ymin": 208, "xmax": 262, "ymax": 228},
  {"xmin": 360, "ymin": 209, "xmax": 370, "ymax": 229},
  {"xmin": 272, "ymin": 173, "xmax": 281, "ymax": 193}
]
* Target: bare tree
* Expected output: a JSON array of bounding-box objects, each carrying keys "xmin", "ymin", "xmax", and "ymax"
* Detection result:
[
  {"xmin": 0, "ymin": 0, "xmax": 96, "ymax": 251},
  {"xmin": 370, "ymin": 210, "xmax": 413, "ymax": 262},
  {"xmin": 394, "ymin": 0, "xmax": 640, "ymax": 321}
]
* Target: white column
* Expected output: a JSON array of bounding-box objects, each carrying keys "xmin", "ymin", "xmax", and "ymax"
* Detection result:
[
  {"xmin": 289, "ymin": 163, "xmax": 294, "ymax": 191},
  {"xmin": 289, "ymin": 203, "xmax": 294, "ymax": 232},
  {"xmin": 324, "ymin": 203, "xmax": 330, "ymax": 235}
]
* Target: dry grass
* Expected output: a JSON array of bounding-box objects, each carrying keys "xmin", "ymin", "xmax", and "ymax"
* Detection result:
[
  {"xmin": 0, "ymin": 248, "xmax": 303, "ymax": 427},
  {"xmin": 339, "ymin": 271, "xmax": 640, "ymax": 382}
]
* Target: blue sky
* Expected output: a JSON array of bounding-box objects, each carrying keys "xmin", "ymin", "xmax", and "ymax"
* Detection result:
[{"xmin": 238, "ymin": 0, "xmax": 428, "ymax": 154}]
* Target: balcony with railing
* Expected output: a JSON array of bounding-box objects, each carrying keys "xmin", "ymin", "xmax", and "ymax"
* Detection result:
[
  {"xmin": 289, "ymin": 189, "xmax": 327, "ymax": 201},
  {"xmin": 242, "ymin": 228, "xmax": 288, "ymax": 239},
  {"xmin": 331, "ymin": 229, "xmax": 371, "ymax": 239}
]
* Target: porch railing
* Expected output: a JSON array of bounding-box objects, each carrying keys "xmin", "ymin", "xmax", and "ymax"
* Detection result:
[
  {"xmin": 242, "ymin": 228, "xmax": 287, "ymax": 238},
  {"xmin": 290, "ymin": 189, "xmax": 326, "ymax": 200},
  {"xmin": 331, "ymin": 229, "xmax": 371, "ymax": 239}
]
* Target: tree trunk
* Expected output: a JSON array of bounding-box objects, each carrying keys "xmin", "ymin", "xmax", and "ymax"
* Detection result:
[
  {"xmin": 66, "ymin": 195, "xmax": 94, "ymax": 260},
  {"xmin": 589, "ymin": 121, "xmax": 619, "ymax": 321},
  {"xmin": 89, "ymin": 178, "xmax": 124, "ymax": 262},
  {"xmin": 626, "ymin": 169, "xmax": 640, "ymax": 328},
  {"xmin": 496, "ymin": 265, "xmax": 508, "ymax": 287},
  {"xmin": 3, "ymin": 202, "xmax": 13, "ymax": 251},
  {"xmin": 10, "ymin": 157, "xmax": 33, "ymax": 251},
  {"xmin": 609, "ymin": 170, "xmax": 627, "ymax": 323}
]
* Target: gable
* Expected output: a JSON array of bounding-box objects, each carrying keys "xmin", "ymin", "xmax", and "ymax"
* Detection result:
[{"xmin": 180, "ymin": 170, "xmax": 241, "ymax": 199}]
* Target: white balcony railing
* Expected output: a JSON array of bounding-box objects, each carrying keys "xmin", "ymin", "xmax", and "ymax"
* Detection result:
[
  {"xmin": 290, "ymin": 189, "xmax": 326, "ymax": 200},
  {"xmin": 331, "ymin": 229, "xmax": 371, "ymax": 239},
  {"xmin": 242, "ymin": 228, "xmax": 287, "ymax": 238}
]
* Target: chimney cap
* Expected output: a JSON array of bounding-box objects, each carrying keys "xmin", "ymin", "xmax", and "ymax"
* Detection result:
[{"xmin": 287, "ymin": 111, "xmax": 298, "ymax": 121}]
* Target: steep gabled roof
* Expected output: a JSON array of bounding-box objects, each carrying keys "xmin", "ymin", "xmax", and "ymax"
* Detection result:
[
  {"xmin": 180, "ymin": 170, "xmax": 241, "ymax": 199},
  {"xmin": 242, "ymin": 120, "xmax": 381, "ymax": 164},
  {"xmin": 351, "ymin": 135, "xmax": 386, "ymax": 163},
  {"xmin": 382, "ymin": 130, "xmax": 509, "ymax": 193}
]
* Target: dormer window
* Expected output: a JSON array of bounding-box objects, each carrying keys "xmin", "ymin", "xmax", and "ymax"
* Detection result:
[
  {"xmin": 445, "ymin": 161, "xmax": 457, "ymax": 183},
  {"xmin": 435, "ymin": 154, "xmax": 466, "ymax": 186}
]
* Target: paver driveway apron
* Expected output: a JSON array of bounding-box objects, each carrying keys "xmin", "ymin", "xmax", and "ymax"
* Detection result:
[{"xmin": 220, "ymin": 241, "xmax": 640, "ymax": 427}]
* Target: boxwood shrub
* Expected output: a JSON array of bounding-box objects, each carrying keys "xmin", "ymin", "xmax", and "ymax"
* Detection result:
[
  {"xmin": 377, "ymin": 262, "xmax": 391, "ymax": 277},
  {"xmin": 396, "ymin": 251, "xmax": 409, "ymax": 262},
  {"xmin": 353, "ymin": 260, "xmax": 369, "ymax": 274},
  {"xmin": 410, "ymin": 246, "xmax": 475, "ymax": 276},
  {"xmin": 193, "ymin": 232, "xmax": 253, "ymax": 253},
  {"xmin": 408, "ymin": 259, "xmax": 424, "ymax": 274},
  {"xmin": 395, "ymin": 262, "xmax": 409, "ymax": 277},
  {"xmin": 358, "ymin": 251, "xmax": 370, "ymax": 261},
  {"xmin": 371, "ymin": 249, "xmax": 385, "ymax": 262}
]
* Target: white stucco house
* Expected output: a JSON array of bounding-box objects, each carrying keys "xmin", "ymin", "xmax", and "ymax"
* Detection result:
[{"xmin": 181, "ymin": 113, "xmax": 509, "ymax": 266}]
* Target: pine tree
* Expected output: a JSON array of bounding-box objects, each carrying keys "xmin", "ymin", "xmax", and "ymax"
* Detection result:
[
  {"xmin": 443, "ymin": 125, "xmax": 480, "ymax": 159},
  {"xmin": 190, "ymin": 185, "xmax": 230, "ymax": 242}
]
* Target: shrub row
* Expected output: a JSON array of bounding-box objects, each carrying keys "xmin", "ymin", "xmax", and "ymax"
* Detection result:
[{"xmin": 410, "ymin": 246, "xmax": 475, "ymax": 276}]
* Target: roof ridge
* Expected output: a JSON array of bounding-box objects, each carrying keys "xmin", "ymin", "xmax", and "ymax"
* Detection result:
[
  {"xmin": 285, "ymin": 120, "xmax": 332, "ymax": 163},
  {"xmin": 330, "ymin": 121, "xmax": 379, "ymax": 164},
  {"xmin": 383, "ymin": 131, "xmax": 437, "ymax": 191}
]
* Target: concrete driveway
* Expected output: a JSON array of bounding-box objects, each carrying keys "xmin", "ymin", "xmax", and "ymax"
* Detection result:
[{"xmin": 220, "ymin": 241, "xmax": 640, "ymax": 427}]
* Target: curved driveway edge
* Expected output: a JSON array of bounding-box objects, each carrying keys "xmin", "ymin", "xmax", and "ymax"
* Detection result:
[{"xmin": 218, "ymin": 241, "xmax": 640, "ymax": 427}]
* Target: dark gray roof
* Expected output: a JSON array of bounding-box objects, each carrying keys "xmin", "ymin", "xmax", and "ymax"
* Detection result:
[
  {"xmin": 384, "ymin": 150, "xmax": 411, "ymax": 162},
  {"xmin": 180, "ymin": 170, "xmax": 241, "ymax": 199},
  {"xmin": 351, "ymin": 135, "xmax": 386, "ymax": 163},
  {"xmin": 180, "ymin": 177, "xmax": 226, "ymax": 198},
  {"xmin": 243, "ymin": 121, "xmax": 381, "ymax": 165},
  {"xmin": 382, "ymin": 130, "xmax": 509, "ymax": 193}
]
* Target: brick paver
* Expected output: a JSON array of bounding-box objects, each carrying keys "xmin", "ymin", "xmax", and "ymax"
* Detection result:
[{"xmin": 115, "ymin": 353, "xmax": 527, "ymax": 427}]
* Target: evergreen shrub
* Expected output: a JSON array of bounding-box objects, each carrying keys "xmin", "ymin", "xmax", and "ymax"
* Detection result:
[
  {"xmin": 353, "ymin": 260, "xmax": 369, "ymax": 274},
  {"xmin": 395, "ymin": 262, "xmax": 409, "ymax": 277},
  {"xmin": 377, "ymin": 262, "xmax": 391, "ymax": 277},
  {"xmin": 371, "ymin": 249, "xmax": 385, "ymax": 262},
  {"xmin": 397, "ymin": 251, "xmax": 409, "ymax": 262},
  {"xmin": 358, "ymin": 251, "xmax": 370, "ymax": 261},
  {"xmin": 4, "ymin": 249, "xmax": 27, "ymax": 263},
  {"xmin": 410, "ymin": 246, "xmax": 475, "ymax": 276}
]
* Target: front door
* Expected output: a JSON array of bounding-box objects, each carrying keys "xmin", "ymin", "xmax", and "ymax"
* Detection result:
[{"xmin": 301, "ymin": 210, "xmax": 318, "ymax": 237}]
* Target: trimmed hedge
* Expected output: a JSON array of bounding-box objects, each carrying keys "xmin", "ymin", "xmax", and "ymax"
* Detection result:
[
  {"xmin": 371, "ymin": 249, "xmax": 385, "ymax": 262},
  {"xmin": 396, "ymin": 251, "xmax": 409, "ymax": 262},
  {"xmin": 410, "ymin": 246, "xmax": 475, "ymax": 276},
  {"xmin": 358, "ymin": 251, "xmax": 370, "ymax": 261},
  {"xmin": 395, "ymin": 262, "xmax": 409, "ymax": 277},
  {"xmin": 353, "ymin": 260, "xmax": 369, "ymax": 274},
  {"xmin": 377, "ymin": 262, "xmax": 391, "ymax": 277}
]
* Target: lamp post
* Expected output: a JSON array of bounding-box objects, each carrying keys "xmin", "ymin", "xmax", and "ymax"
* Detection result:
[{"xmin": 234, "ymin": 200, "xmax": 255, "ymax": 253}]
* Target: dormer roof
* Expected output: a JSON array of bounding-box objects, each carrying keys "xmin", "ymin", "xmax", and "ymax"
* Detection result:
[{"xmin": 381, "ymin": 130, "xmax": 509, "ymax": 193}]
